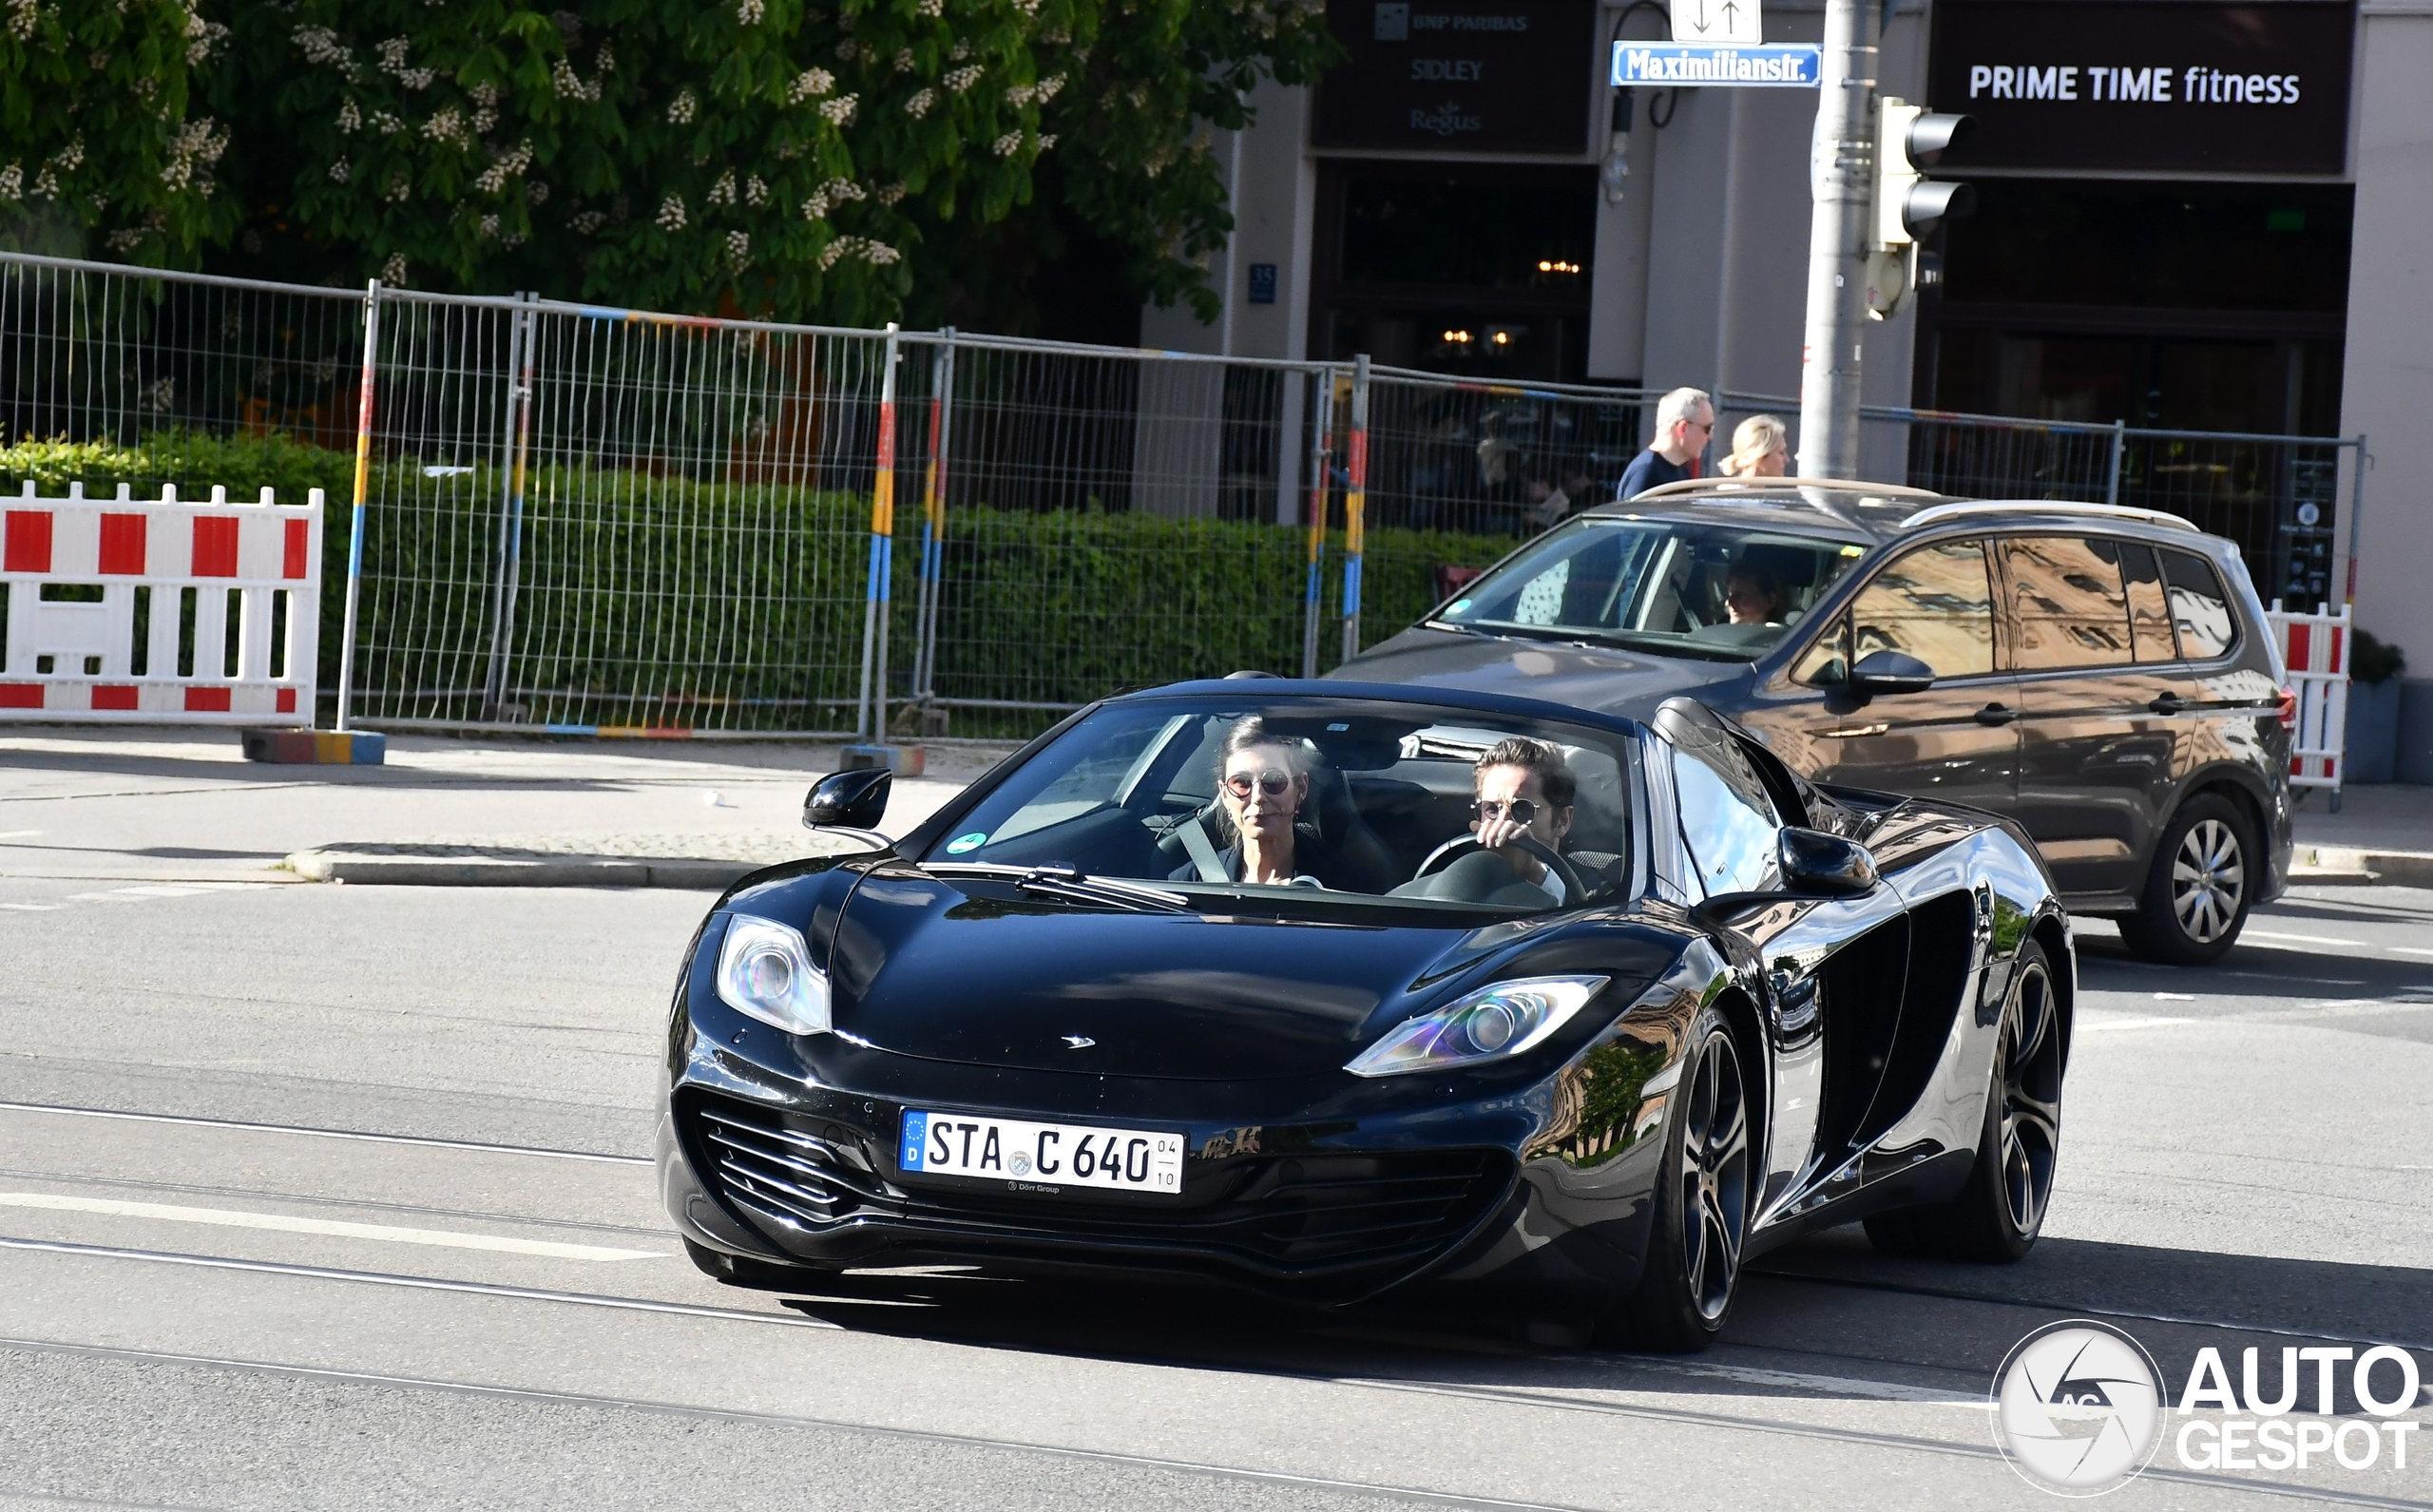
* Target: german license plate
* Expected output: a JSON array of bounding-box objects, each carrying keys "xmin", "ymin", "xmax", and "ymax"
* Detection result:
[{"xmin": 899, "ymin": 1109, "xmax": 1184, "ymax": 1196}]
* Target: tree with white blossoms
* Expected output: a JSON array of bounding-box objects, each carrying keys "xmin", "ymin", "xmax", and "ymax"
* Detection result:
[
  {"xmin": 0, "ymin": 0, "xmax": 239, "ymax": 260},
  {"xmin": 221, "ymin": 0, "xmax": 1333, "ymax": 325}
]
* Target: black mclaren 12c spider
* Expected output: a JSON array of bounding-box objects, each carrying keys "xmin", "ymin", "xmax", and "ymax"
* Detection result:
[{"xmin": 658, "ymin": 680, "xmax": 2072, "ymax": 1349}]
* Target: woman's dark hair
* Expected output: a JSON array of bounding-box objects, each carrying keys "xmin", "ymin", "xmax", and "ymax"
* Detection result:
[
  {"xmin": 1218, "ymin": 716, "xmax": 1302, "ymax": 773},
  {"xmin": 1474, "ymin": 737, "xmax": 1576, "ymax": 809}
]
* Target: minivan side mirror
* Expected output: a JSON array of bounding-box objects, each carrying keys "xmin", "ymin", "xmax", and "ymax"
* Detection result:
[
  {"xmin": 1849, "ymin": 649, "xmax": 1935, "ymax": 699},
  {"xmin": 805, "ymin": 767, "xmax": 891, "ymax": 830},
  {"xmin": 1779, "ymin": 827, "xmax": 1879, "ymax": 896}
]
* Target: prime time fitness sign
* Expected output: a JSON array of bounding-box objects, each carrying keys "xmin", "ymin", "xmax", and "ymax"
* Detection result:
[{"xmin": 1926, "ymin": 0, "xmax": 2354, "ymax": 173}]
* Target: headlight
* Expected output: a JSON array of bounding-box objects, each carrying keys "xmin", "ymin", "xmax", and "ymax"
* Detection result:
[
  {"xmin": 715, "ymin": 914, "xmax": 831, "ymax": 1036},
  {"xmin": 1345, "ymin": 975, "xmax": 1609, "ymax": 1078}
]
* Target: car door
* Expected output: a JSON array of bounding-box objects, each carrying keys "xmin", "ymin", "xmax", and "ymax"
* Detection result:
[
  {"xmin": 1757, "ymin": 536, "xmax": 2022, "ymax": 820},
  {"xmin": 2003, "ymin": 534, "xmax": 2187, "ymax": 900}
]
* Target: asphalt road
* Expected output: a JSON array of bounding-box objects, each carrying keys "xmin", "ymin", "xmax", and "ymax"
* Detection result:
[{"xmin": 1, "ymin": 871, "xmax": 2428, "ymax": 1511}]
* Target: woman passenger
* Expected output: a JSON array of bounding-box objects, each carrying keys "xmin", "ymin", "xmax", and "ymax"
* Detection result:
[{"xmin": 1173, "ymin": 718, "xmax": 1319, "ymax": 886}]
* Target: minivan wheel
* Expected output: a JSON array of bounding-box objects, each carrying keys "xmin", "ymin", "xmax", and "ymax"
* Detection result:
[{"xmin": 2117, "ymin": 794, "xmax": 2255, "ymax": 965}]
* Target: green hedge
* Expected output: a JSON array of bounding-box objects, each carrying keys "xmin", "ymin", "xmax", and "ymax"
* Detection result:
[{"xmin": 2, "ymin": 431, "xmax": 1516, "ymax": 735}]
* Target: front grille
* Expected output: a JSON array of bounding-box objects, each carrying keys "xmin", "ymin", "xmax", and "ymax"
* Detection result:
[
  {"xmin": 693, "ymin": 1101, "xmax": 878, "ymax": 1233},
  {"xmin": 681, "ymin": 1093, "xmax": 1512, "ymax": 1285}
]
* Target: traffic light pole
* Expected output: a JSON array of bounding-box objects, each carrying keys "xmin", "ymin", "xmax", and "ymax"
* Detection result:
[{"xmin": 1796, "ymin": 0, "xmax": 1880, "ymax": 480}]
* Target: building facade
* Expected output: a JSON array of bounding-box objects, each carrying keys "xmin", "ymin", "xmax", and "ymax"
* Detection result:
[{"xmin": 1144, "ymin": 0, "xmax": 2433, "ymax": 778}]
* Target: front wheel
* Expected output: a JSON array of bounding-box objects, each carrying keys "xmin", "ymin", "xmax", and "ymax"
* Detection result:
[
  {"xmin": 1866, "ymin": 941, "xmax": 2062, "ymax": 1262},
  {"xmin": 2117, "ymin": 794, "xmax": 2255, "ymax": 965},
  {"xmin": 1602, "ymin": 1005, "xmax": 1751, "ymax": 1351}
]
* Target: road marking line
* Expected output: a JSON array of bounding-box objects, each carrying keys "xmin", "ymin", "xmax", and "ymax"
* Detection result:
[
  {"xmin": 2392, "ymin": 947, "xmax": 2433, "ymax": 958},
  {"xmin": 2242, "ymin": 928, "xmax": 2366, "ymax": 947},
  {"xmin": 2151, "ymin": 992, "xmax": 2196, "ymax": 1001},
  {"xmin": 0, "ymin": 1193, "xmax": 664, "ymax": 1262},
  {"xmin": 0, "ymin": 830, "xmax": 43, "ymax": 840},
  {"xmin": 0, "ymin": 1101, "xmax": 651, "ymax": 1165},
  {"xmin": 109, "ymin": 885, "xmax": 203, "ymax": 897},
  {"xmin": 2079, "ymin": 1016, "xmax": 2194, "ymax": 1032},
  {"xmin": 0, "ymin": 1234, "xmax": 837, "ymax": 1329},
  {"xmin": 0, "ymin": 904, "xmax": 59, "ymax": 911}
]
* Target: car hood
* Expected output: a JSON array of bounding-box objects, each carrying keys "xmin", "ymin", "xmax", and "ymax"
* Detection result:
[
  {"xmin": 824, "ymin": 870, "xmax": 1546, "ymax": 1080},
  {"xmin": 1335, "ymin": 627, "xmax": 1748, "ymax": 718}
]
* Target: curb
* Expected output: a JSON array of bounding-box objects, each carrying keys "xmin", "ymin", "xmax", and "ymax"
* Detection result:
[
  {"xmin": 2291, "ymin": 845, "xmax": 2433, "ymax": 888},
  {"xmin": 286, "ymin": 851, "xmax": 764, "ymax": 889}
]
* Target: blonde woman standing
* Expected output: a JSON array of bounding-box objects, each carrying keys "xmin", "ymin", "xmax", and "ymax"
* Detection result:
[{"xmin": 1718, "ymin": 414, "xmax": 1791, "ymax": 478}]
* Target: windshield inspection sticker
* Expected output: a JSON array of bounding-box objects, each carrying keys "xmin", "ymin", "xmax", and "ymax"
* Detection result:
[{"xmin": 946, "ymin": 833, "xmax": 988, "ymax": 854}]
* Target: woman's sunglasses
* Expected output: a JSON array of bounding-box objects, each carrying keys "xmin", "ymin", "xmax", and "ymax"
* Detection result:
[
  {"xmin": 1223, "ymin": 768, "xmax": 1295, "ymax": 799},
  {"xmin": 1470, "ymin": 797, "xmax": 1540, "ymax": 824}
]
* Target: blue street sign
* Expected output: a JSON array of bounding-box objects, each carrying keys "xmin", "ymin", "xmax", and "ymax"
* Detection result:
[{"xmin": 1612, "ymin": 43, "xmax": 1823, "ymax": 87}]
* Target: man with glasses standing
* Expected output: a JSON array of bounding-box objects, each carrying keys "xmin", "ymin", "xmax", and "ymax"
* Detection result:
[
  {"xmin": 1469, "ymin": 738, "xmax": 1578, "ymax": 905},
  {"xmin": 1616, "ymin": 387, "xmax": 1714, "ymax": 501}
]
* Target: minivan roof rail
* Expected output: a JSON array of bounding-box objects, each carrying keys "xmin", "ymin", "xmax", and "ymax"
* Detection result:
[
  {"xmin": 1625, "ymin": 476, "xmax": 1949, "ymax": 503},
  {"xmin": 1899, "ymin": 498, "xmax": 2203, "ymax": 534}
]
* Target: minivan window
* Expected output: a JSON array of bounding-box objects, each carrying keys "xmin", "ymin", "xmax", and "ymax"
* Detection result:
[
  {"xmin": 1839, "ymin": 538, "xmax": 1998, "ymax": 679},
  {"xmin": 2117, "ymin": 543, "xmax": 2177, "ymax": 662},
  {"xmin": 2004, "ymin": 536, "xmax": 2135, "ymax": 670},
  {"xmin": 1435, "ymin": 516, "xmax": 1866, "ymax": 660},
  {"xmin": 2160, "ymin": 548, "xmax": 2236, "ymax": 660}
]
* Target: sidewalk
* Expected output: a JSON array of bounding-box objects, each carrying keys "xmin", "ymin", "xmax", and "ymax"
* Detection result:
[
  {"xmin": 2289, "ymin": 784, "xmax": 2433, "ymax": 886},
  {"xmin": 0, "ymin": 728, "xmax": 1012, "ymax": 890}
]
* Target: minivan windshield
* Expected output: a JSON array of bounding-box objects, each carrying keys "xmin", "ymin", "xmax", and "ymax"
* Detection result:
[
  {"xmin": 1435, "ymin": 516, "xmax": 1867, "ymax": 659},
  {"xmin": 919, "ymin": 698, "xmax": 1637, "ymax": 917}
]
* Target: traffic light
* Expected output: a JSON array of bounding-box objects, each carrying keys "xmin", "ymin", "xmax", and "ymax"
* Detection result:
[{"xmin": 1868, "ymin": 98, "xmax": 1973, "ymax": 318}]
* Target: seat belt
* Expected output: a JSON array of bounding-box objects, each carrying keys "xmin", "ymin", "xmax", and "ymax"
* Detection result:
[{"xmin": 1174, "ymin": 814, "xmax": 1229, "ymax": 883}]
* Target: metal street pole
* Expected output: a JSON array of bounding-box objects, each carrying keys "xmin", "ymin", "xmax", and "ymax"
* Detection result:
[{"xmin": 1795, "ymin": 0, "xmax": 1879, "ymax": 479}]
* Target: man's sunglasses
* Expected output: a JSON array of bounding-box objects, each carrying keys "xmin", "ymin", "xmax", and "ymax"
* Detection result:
[
  {"xmin": 1470, "ymin": 797, "xmax": 1541, "ymax": 823},
  {"xmin": 1223, "ymin": 769, "xmax": 1295, "ymax": 798}
]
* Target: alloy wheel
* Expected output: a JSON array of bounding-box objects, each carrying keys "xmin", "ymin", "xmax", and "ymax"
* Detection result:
[
  {"xmin": 1995, "ymin": 959, "xmax": 2062, "ymax": 1239},
  {"xmin": 2170, "ymin": 817, "xmax": 2246, "ymax": 945},
  {"xmin": 1677, "ymin": 1029, "xmax": 1750, "ymax": 1322}
]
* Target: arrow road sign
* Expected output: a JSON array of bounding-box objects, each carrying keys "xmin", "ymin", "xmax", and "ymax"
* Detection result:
[{"xmin": 1670, "ymin": 0, "xmax": 1762, "ymax": 47}]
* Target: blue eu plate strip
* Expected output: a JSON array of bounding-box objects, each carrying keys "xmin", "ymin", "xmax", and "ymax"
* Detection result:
[{"xmin": 899, "ymin": 1109, "xmax": 928, "ymax": 1170}]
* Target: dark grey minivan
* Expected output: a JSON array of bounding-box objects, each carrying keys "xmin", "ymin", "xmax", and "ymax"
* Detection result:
[{"xmin": 1339, "ymin": 478, "xmax": 2294, "ymax": 964}]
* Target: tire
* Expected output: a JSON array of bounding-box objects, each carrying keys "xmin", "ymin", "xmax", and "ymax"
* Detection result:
[
  {"xmin": 1865, "ymin": 941, "xmax": 2062, "ymax": 1263},
  {"xmin": 2116, "ymin": 794, "xmax": 2255, "ymax": 966},
  {"xmin": 1603, "ymin": 1004, "xmax": 1753, "ymax": 1352},
  {"xmin": 681, "ymin": 1235, "xmax": 821, "ymax": 1291}
]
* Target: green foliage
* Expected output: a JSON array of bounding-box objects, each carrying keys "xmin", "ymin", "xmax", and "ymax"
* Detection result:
[
  {"xmin": 0, "ymin": 431, "xmax": 1507, "ymax": 733},
  {"xmin": 125, "ymin": 0, "xmax": 1333, "ymax": 324},
  {"xmin": 0, "ymin": 0, "xmax": 239, "ymax": 262}
]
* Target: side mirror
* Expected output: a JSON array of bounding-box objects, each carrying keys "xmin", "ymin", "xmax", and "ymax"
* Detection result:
[
  {"xmin": 1779, "ymin": 827, "xmax": 1879, "ymax": 896},
  {"xmin": 1849, "ymin": 649, "xmax": 1935, "ymax": 699},
  {"xmin": 805, "ymin": 767, "xmax": 891, "ymax": 830}
]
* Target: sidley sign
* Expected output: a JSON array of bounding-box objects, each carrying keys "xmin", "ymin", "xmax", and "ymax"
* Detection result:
[
  {"xmin": 1926, "ymin": 0, "xmax": 2354, "ymax": 174},
  {"xmin": 1313, "ymin": 0, "xmax": 1599, "ymax": 152}
]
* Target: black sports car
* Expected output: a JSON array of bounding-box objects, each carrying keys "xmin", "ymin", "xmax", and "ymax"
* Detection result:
[{"xmin": 658, "ymin": 680, "xmax": 2073, "ymax": 1349}]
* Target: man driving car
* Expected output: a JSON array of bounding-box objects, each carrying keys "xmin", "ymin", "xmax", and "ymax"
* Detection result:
[{"xmin": 1469, "ymin": 737, "xmax": 1578, "ymax": 905}]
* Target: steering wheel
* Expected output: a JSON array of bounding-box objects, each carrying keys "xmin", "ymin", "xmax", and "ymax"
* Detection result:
[{"xmin": 1412, "ymin": 833, "xmax": 1591, "ymax": 903}]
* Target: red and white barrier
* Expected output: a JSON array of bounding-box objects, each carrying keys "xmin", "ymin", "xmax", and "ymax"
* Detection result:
[
  {"xmin": 2266, "ymin": 600, "xmax": 2348, "ymax": 794},
  {"xmin": 1, "ymin": 483, "xmax": 322, "ymax": 724}
]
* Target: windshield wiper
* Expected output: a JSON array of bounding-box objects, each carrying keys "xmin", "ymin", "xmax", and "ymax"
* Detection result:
[{"xmin": 924, "ymin": 861, "xmax": 1194, "ymax": 915}]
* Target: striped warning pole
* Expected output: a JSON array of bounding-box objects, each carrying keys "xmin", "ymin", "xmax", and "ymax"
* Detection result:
[
  {"xmin": 1300, "ymin": 366, "xmax": 1337, "ymax": 679},
  {"xmin": 334, "ymin": 279, "xmax": 380, "ymax": 734},
  {"xmin": 1339, "ymin": 354, "xmax": 1370, "ymax": 666},
  {"xmin": 855, "ymin": 323, "xmax": 901, "ymax": 742}
]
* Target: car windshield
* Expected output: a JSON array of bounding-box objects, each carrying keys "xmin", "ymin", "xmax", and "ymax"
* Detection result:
[
  {"xmin": 1435, "ymin": 515, "xmax": 1868, "ymax": 659},
  {"xmin": 918, "ymin": 697, "xmax": 1637, "ymax": 917}
]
